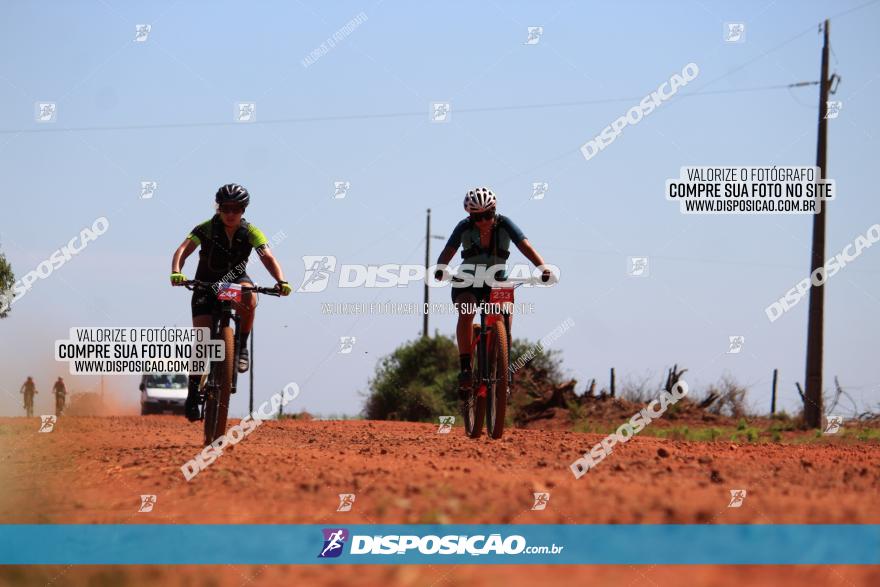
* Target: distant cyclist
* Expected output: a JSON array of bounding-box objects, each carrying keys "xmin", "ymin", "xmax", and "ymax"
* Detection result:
[
  {"xmin": 433, "ymin": 187, "xmax": 551, "ymax": 408},
  {"xmin": 53, "ymin": 377, "xmax": 67, "ymax": 416},
  {"xmin": 20, "ymin": 376, "xmax": 37, "ymax": 416},
  {"xmin": 170, "ymin": 183, "xmax": 292, "ymax": 422}
]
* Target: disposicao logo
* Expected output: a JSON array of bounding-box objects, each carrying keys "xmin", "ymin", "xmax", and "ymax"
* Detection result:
[{"xmin": 318, "ymin": 528, "xmax": 349, "ymax": 558}]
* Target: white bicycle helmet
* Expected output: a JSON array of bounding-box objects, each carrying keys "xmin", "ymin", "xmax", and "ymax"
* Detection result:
[{"xmin": 463, "ymin": 187, "xmax": 497, "ymax": 213}]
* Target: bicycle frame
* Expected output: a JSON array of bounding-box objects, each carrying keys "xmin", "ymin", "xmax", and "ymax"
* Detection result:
[
  {"xmin": 209, "ymin": 298, "xmax": 241, "ymax": 393},
  {"xmin": 471, "ymin": 286, "xmax": 517, "ymax": 399},
  {"xmin": 199, "ymin": 282, "xmax": 250, "ymax": 409},
  {"xmin": 456, "ymin": 274, "xmax": 547, "ymax": 397},
  {"xmin": 447, "ymin": 272, "xmax": 548, "ymax": 439},
  {"xmin": 180, "ymin": 280, "xmax": 279, "ymax": 445}
]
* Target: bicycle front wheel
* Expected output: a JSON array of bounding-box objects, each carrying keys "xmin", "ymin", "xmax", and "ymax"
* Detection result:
[
  {"xmin": 486, "ymin": 320, "xmax": 509, "ymax": 440},
  {"xmin": 463, "ymin": 324, "xmax": 486, "ymax": 439},
  {"xmin": 203, "ymin": 326, "xmax": 235, "ymax": 446}
]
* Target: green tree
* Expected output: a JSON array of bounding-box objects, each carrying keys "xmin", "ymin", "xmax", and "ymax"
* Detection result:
[
  {"xmin": 363, "ymin": 334, "xmax": 460, "ymax": 421},
  {"xmin": 362, "ymin": 333, "xmax": 568, "ymax": 422},
  {"xmin": 0, "ymin": 249, "xmax": 15, "ymax": 319}
]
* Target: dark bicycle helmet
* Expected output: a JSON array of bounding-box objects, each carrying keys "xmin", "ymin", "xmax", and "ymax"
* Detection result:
[{"xmin": 215, "ymin": 183, "xmax": 250, "ymax": 207}]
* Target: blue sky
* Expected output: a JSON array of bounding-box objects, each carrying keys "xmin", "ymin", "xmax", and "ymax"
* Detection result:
[{"xmin": 1, "ymin": 0, "xmax": 878, "ymax": 418}]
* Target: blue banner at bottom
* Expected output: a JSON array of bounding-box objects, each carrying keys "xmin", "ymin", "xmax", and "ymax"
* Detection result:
[{"xmin": 1, "ymin": 525, "xmax": 877, "ymax": 565}]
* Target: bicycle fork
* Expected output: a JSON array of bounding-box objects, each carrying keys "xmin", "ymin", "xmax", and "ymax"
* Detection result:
[
  {"xmin": 477, "ymin": 313, "xmax": 490, "ymax": 398},
  {"xmin": 210, "ymin": 308, "xmax": 241, "ymax": 394}
]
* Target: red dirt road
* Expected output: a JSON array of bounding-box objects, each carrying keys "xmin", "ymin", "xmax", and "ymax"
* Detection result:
[{"xmin": 1, "ymin": 415, "xmax": 878, "ymax": 585}]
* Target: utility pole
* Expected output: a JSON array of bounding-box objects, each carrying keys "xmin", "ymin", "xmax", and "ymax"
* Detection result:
[
  {"xmin": 423, "ymin": 209, "xmax": 430, "ymax": 338},
  {"xmin": 771, "ymin": 368, "xmax": 778, "ymax": 415},
  {"xmin": 423, "ymin": 209, "xmax": 445, "ymax": 338},
  {"xmin": 249, "ymin": 328, "xmax": 254, "ymax": 414},
  {"xmin": 803, "ymin": 19, "xmax": 831, "ymax": 429}
]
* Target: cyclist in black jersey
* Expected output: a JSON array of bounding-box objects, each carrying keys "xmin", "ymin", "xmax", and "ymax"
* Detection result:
[
  {"xmin": 53, "ymin": 377, "xmax": 67, "ymax": 416},
  {"xmin": 170, "ymin": 184, "xmax": 291, "ymax": 422},
  {"xmin": 20, "ymin": 376, "xmax": 37, "ymax": 415}
]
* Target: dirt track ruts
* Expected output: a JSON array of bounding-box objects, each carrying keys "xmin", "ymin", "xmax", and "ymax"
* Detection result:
[
  {"xmin": 1, "ymin": 416, "xmax": 878, "ymax": 587},
  {"xmin": 2, "ymin": 415, "xmax": 877, "ymax": 525}
]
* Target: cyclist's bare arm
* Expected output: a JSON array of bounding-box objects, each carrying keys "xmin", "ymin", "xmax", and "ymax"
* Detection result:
[
  {"xmin": 435, "ymin": 245, "xmax": 457, "ymax": 267},
  {"xmin": 434, "ymin": 245, "xmax": 458, "ymax": 280},
  {"xmin": 256, "ymin": 246, "xmax": 286, "ymax": 283},
  {"xmin": 172, "ymin": 239, "xmax": 198, "ymax": 274},
  {"xmin": 514, "ymin": 239, "xmax": 546, "ymax": 268}
]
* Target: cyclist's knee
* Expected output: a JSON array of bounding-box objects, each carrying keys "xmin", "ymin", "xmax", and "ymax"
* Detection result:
[
  {"xmin": 456, "ymin": 294, "xmax": 477, "ymax": 317},
  {"xmin": 193, "ymin": 315, "xmax": 212, "ymax": 328},
  {"xmin": 233, "ymin": 299, "xmax": 256, "ymax": 313},
  {"xmin": 238, "ymin": 283, "xmax": 257, "ymax": 311}
]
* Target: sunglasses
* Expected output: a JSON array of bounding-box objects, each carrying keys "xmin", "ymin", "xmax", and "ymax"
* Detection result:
[
  {"xmin": 471, "ymin": 210, "xmax": 496, "ymax": 222},
  {"xmin": 220, "ymin": 205, "xmax": 245, "ymax": 214}
]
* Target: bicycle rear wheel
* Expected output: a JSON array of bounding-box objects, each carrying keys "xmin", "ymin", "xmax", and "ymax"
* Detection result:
[
  {"xmin": 486, "ymin": 320, "xmax": 509, "ymax": 440},
  {"xmin": 203, "ymin": 326, "xmax": 235, "ymax": 446},
  {"xmin": 463, "ymin": 324, "xmax": 486, "ymax": 439}
]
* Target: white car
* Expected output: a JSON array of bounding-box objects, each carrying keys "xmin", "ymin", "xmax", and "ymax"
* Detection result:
[{"xmin": 139, "ymin": 373, "xmax": 188, "ymax": 415}]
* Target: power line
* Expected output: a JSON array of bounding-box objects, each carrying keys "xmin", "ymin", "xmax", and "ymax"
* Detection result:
[
  {"xmin": 0, "ymin": 82, "xmax": 820, "ymax": 136},
  {"xmin": 4, "ymin": 0, "xmax": 876, "ymax": 137},
  {"xmin": 828, "ymin": 0, "xmax": 880, "ymax": 20},
  {"xmin": 693, "ymin": 0, "xmax": 879, "ymax": 93},
  {"xmin": 540, "ymin": 245, "xmax": 880, "ymax": 275}
]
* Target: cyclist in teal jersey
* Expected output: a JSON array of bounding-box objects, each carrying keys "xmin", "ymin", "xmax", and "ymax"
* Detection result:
[
  {"xmin": 170, "ymin": 184, "xmax": 291, "ymax": 421},
  {"xmin": 433, "ymin": 187, "xmax": 551, "ymax": 403}
]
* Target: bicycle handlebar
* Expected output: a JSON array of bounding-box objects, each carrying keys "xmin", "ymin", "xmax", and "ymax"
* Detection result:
[
  {"xmin": 178, "ymin": 280, "xmax": 282, "ymax": 297},
  {"xmin": 440, "ymin": 273, "xmax": 557, "ymax": 286}
]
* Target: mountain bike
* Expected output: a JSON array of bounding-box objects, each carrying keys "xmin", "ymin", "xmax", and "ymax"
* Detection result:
[
  {"xmin": 459, "ymin": 275, "xmax": 549, "ymax": 440},
  {"xmin": 180, "ymin": 280, "xmax": 280, "ymax": 446},
  {"xmin": 23, "ymin": 392, "xmax": 35, "ymax": 418},
  {"xmin": 55, "ymin": 393, "xmax": 65, "ymax": 417}
]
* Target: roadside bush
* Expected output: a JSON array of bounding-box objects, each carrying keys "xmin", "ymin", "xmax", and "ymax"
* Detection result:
[
  {"xmin": 362, "ymin": 334, "xmax": 567, "ymax": 422},
  {"xmin": 0, "ymin": 249, "xmax": 14, "ymax": 319},
  {"xmin": 363, "ymin": 335, "xmax": 459, "ymax": 421},
  {"xmin": 699, "ymin": 375, "xmax": 750, "ymax": 418},
  {"xmin": 619, "ymin": 373, "xmax": 656, "ymax": 403}
]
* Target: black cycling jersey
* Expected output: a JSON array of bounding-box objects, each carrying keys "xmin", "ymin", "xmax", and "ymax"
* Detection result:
[{"xmin": 186, "ymin": 215, "xmax": 269, "ymax": 282}]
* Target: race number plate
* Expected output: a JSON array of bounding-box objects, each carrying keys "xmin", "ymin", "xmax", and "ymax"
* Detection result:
[
  {"xmin": 489, "ymin": 287, "xmax": 514, "ymax": 304},
  {"xmin": 216, "ymin": 283, "xmax": 242, "ymax": 302}
]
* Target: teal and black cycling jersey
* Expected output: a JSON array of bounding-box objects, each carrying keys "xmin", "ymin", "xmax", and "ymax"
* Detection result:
[
  {"xmin": 444, "ymin": 214, "xmax": 526, "ymax": 278},
  {"xmin": 186, "ymin": 215, "xmax": 269, "ymax": 282}
]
